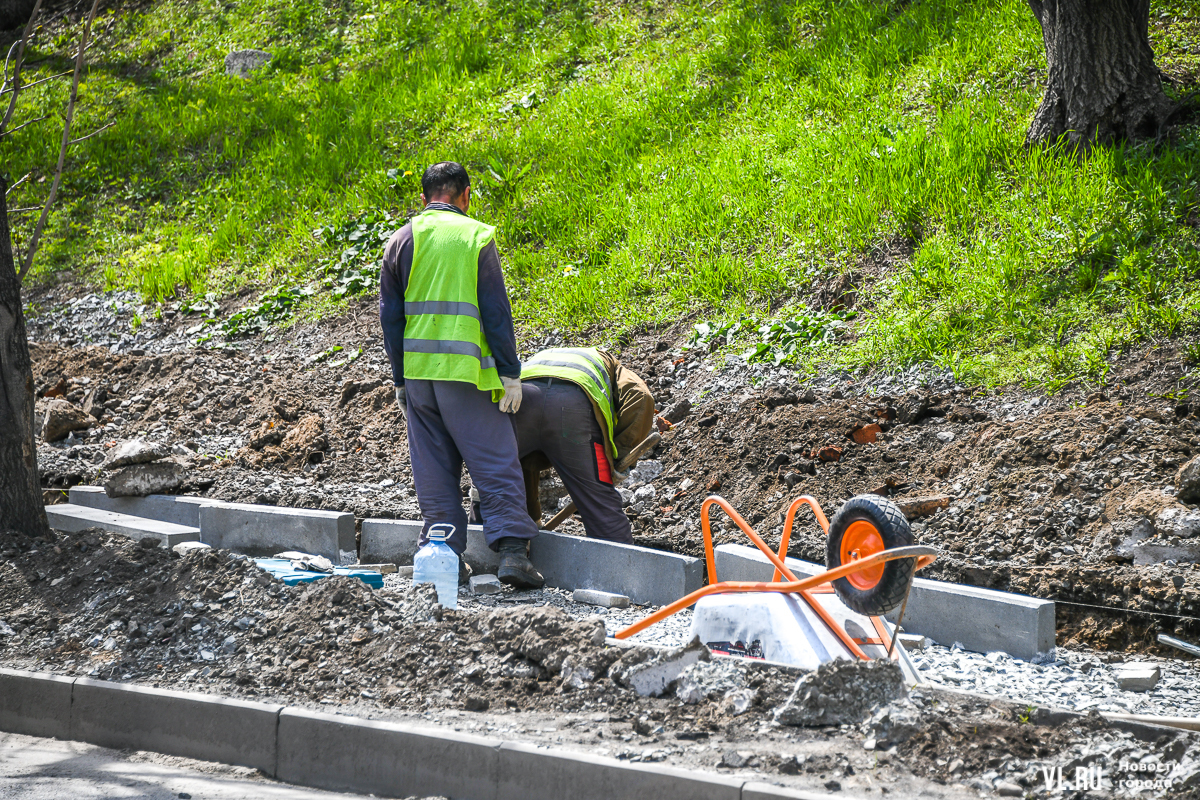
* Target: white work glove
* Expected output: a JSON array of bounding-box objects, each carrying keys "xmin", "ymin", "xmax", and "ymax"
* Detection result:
[
  {"xmin": 394, "ymin": 385, "xmax": 406, "ymax": 419},
  {"xmin": 499, "ymin": 376, "xmax": 523, "ymax": 414}
]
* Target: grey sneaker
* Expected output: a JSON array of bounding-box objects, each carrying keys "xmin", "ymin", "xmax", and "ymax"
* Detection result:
[{"xmin": 496, "ymin": 537, "xmax": 544, "ymax": 589}]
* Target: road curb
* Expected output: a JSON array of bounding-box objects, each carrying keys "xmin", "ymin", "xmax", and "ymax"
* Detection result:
[{"xmin": 0, "ymin": 667, "xmax": 830, "ymax": 799}]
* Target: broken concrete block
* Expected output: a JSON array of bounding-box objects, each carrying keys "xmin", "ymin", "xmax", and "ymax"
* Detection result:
[
  {"xmin": 102, "ymin": 440, "xmax": 169, "ymax": 469},
  {"xmin": 42, "ymin": 399, "xmax": 92, "ymax": 441},
  {"xmin": 469, "ymin": 574, "xmax": 502, "ymax": 595},
  {"xmin": 104, "ymin": 461, "xmax": 186, "ymax": 498},
  {"xmin": 396, "ymin": 566, "xmax": 414, "ymax": 578},
  {"xmin": 898, "ymin": 634, "xmax": 927, "ymax": 651},
  {"xmin": 1114, "ymin": 664, "xmax": 1161, "ymax": 692},
  {"xmin": 610, "ymin": 638, "xmax": 710, "ymax": 697},
  {"xmin": 573, "ymin": 589, "xmax": 630, "ymax": 608},
  {"xmin": 773, "ymin": 659, "xmax": 905, "ymax": 727},
  {"xmin": 173, "ymin": 541, "xmax": 212, "ymax": 557}
]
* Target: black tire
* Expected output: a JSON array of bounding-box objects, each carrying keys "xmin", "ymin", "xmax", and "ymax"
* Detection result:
[{"xmin": 825, "ymin": 494, "xmax": 915, "ymax": 617}]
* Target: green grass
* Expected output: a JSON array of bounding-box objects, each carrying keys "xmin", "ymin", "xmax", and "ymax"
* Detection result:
[{"xmin": 6, "ymin": 0, "xmax": 1200, "ymax": 387}]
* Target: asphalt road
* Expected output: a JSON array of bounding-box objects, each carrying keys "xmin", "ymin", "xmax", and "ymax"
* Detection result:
[{"xmin": 0, "ymin": 732, "xmax": 381, "ymax": 800}]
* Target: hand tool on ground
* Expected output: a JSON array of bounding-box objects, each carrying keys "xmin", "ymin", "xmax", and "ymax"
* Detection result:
[{"xmin": 542, "ymin": 432, "xmax": 661, "ymax": 531}]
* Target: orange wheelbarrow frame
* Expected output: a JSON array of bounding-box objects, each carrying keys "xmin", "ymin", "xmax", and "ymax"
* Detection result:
[{"xmin": 615, "ymin": 495, "xmax": 938, "ymax": 663}]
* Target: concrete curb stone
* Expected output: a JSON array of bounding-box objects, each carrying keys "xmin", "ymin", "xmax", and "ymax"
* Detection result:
[
  {"xmin": 70, "ymin": 677, "xmax": 283, "ymax": 774},
  {"xmin": 0, "ymin": 668, "xmax": 75, "ymax": 739},
  {"xmin": 198, "ymin": 502, "xmax": 355, "ymax": 561},
  {"xmin": 275, "ymin": 707, "xmax": 504, "ymax": 798},
  {"xmin": 713, "ymin": 544, "xmax": 1055, "ymax": 660},
  {"xmin": 362, "ymin": 518, "xmax": 705, "ymax": 606},
  {"xmin": 68, "ymin": 485, "xmax": 223, "ymax": 528},
  {"xmin": 44, "ymin": 503, "xmax": 201, "ymax": 547}
]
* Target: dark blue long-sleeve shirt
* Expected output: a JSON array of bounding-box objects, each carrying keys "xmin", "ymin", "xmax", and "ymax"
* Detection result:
[{"xmin": 380, "ymin": 202, "xmax": 521, "ymax": 386}]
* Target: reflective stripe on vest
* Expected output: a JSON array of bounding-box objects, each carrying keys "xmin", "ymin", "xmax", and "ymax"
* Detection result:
[
  {"xmin": 521, "ymin": 347, "xmax": 618, "ymax": 459},
  {"xmin": 403, "ymin": 210, "xmax": 502, "ymax": 394}
]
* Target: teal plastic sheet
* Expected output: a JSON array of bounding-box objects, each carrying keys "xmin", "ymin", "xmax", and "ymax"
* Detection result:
[{"xmin": 253, "ymin": 558, "xmax": 384, "ymax": 589}]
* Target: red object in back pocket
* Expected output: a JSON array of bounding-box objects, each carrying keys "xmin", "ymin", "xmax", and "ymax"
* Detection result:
[{"xmin": 594, "ymin": 442, "xmax": 613, "ymax": 484}]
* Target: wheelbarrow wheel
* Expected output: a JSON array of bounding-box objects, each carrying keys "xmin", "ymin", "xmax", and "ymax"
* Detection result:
[{"xmin": 825, "ymin": 494, "xmax": 915, "ymax": 617}]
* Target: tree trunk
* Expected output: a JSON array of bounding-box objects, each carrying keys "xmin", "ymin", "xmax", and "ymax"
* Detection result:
[
  {"xmin": 0, "ymin": 176, "xmax": 49, "ymax": 538},
  {"xmin": 1026, "ymin": 0, "xmax": 1173, "ymax": 148}
]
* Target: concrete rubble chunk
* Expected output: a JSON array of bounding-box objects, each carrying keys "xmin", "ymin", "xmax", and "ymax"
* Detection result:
[
  {"xmin": 674, "ymin": 656, "xmax": 747, "ymax": 704},
  {"xmin": 104, "ymin": 460, "xmax": 186, "ymax": 498},
  {"xmin": 609, "ymin": 637, "xmax": 710, "ymax": 697},
  {"xmin": 469, "ymin": 574, "xmax": 502, "ymax": 595},
  {"xmin": 1178, "ymin": 455, "xmax": 1200, "ymax": 504},
  {"xmin": 224, "ymin": 49, "xmax": 271, "ymax": 77},
  {"xmin": 898, "ymin": 633, "xmax": 927, "ymax": 651},
  {"xmin": 102, "ymin": 439, "xmax": 169, "ymax": 469},
  {"xmin": 351, "ymin": 562, "xmax": 397, "ymax": 574},
  {"xmin": 773, "ymin": 659, "xmax": 906, "ymax": 727},
  {"xmin": 42, "ymin": 398, "xmax": 92, "ymax": 441},
  {"xmin": 173, "ymin": 541, "xmax": 212, "ymax": 556},
  {"xmin": 1114, "ymin": 663, "xmax": 1161, "ymax": 692},
  {"xmin": 572, "ymin": 588, "xmax": 630, "ymax": 608}
]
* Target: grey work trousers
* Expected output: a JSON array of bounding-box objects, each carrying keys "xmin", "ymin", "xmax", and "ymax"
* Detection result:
[
  {"xmin": 513, "ymin": 378, "xmax": 633, "ymax": 544},
  {"xmin": 405, "ymin": 379, "xmax": 538, "ymax": 556}
]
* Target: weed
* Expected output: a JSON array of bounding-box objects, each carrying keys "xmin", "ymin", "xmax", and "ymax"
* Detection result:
[{"xmin": 5, "ymin": 0, "xmax": 1200, "ymax": 385}]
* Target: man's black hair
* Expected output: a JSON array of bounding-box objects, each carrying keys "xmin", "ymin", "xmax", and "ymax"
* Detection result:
[{"xmin": 421, "ymin": 161, "xmax": 471, "ymax": 199}]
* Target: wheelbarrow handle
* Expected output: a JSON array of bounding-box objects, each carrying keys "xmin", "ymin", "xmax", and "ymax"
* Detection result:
[{"xmin": 543, "ymin": 432, "xmax": 661, "ymax": 530}]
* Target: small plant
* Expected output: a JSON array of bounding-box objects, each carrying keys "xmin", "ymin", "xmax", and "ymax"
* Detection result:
[
  {"xmin": 313, "ymin": 211, "xmax": 396, "ymax": 299},
  {"xmin": 682, "ymin": 319, "xmax": 747, "ymax": 353},
  {"xmin": 743, "ymin": 311, "xmax": 854, "ymax": 366},
  {"xmin": 1185, "ymin": 340, "xmax": 1200, "ymax": 366},
  {"xmin": 1017, "ymin": 705, "xmax": 1037, "ymax": 724}
]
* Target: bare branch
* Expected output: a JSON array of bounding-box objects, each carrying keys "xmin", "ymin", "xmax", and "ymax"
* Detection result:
[
  {"xmin": 0, "ymin": 0, "xmax": 45, "ymax": 135},
  {"xmin": 0, "ymin": 113, "xmax": 50, "ymax": 138},
  {"xmin": 4, "ymin": 172, "xmax": 32, "ymax": 197},
  {"xmin": 6, "ymin": 207, "xmax": 43, "ymax": 214},
  {"xmin": 0, "ymin": 70, "xmax": 73, "ymax": 97},
  {"xmin": 68, "ymin": 119, "xmax": 114, "ymax": 144},
  {"xmin": 18, "ymin": 0, "xmax": 101, "ymax": 283}
]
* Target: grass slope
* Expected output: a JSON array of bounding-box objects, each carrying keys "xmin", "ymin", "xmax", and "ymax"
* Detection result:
[{"xmin": 6, "ymin": 0, "xmax": 1200, "ymax": 386}]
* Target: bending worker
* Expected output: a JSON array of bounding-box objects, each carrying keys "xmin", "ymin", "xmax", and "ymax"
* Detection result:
[
  {"xmin": 379, "ymin": 161, "xmax": 543, "ymax": 589},
  {"xmin": 513, "ymin": 347, "xmax": 656, "ymax": 544}
]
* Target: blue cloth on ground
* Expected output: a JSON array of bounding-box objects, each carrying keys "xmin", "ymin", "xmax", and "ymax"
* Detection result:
[{"xmin": 253, "ymin": 558, "xmax": 384, "ymax": 589}]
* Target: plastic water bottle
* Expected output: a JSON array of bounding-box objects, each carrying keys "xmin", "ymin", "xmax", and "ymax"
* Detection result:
[{"xmin": 413, "ymin": 524, "xmax": 458, "ymax": 609}]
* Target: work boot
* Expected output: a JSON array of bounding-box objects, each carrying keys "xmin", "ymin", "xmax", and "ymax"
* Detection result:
[
  {"xmin": 496, "ymin": 537, "xmax": 544, "ymax": 589},
  {"xmin": 458, "ymin": 557, "xmax": 473, "ymax": 587}
]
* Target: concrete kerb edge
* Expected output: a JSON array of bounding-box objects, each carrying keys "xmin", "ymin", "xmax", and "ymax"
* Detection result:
[{"xmin": 0, "ymin": 668, "xmax": 839, "ymax": 799}]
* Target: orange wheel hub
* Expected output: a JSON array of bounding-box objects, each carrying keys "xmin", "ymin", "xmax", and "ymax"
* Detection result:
[{"xmin": 840, "ymin": 520, "xmax": 885, "ymax": 590}]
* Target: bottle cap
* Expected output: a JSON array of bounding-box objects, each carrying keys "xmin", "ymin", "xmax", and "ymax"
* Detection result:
[{"xmin": 427, "ymin": 524, "xmax": 455, "ymax": 543}]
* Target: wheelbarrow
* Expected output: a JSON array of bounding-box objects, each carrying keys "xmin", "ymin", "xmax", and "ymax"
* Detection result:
[{"xmin": 615, "ymin": 492, "xmax": 938, "ymax": 675}]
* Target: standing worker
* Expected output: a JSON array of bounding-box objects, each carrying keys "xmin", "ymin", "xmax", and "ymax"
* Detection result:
[
  {"xmin": 513, "ymin": 347, "xmax": 656, "ymax": 544},
  {"xmin": 379, "ymin": 161, "xmax": 544, "ymax": 589}
]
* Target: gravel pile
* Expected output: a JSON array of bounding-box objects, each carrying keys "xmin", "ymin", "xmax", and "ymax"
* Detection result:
[{"xmin": 915, "ymin": 643, "xmax": 1200, "ymax": 718}]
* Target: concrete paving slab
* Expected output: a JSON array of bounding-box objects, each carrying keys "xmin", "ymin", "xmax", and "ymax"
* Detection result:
[
  {"xmin": 713, "ymin": 544, "xmax": 1055, "ymax": 660},
  {"xmin": 362, "ymin": 518, "xmax": 705, "ymax": 606},
  {"xmin": 276, "ymin": 707, "xmax": 503, "ymax": 799},
  {"xmin": 69, "ymin": 677, "xmax": 283, "ymax": 775},
  {"xmin": 199, "ymin": 502, "xmax": 355, "ymax": 561},
  {"xmin": 68, "ymin": 486, "xmax": 223, "ymax": 527},
  {"xmin": 45, "ymin": 504, "xmax": 201, "ymax": 547},
  {"xmin": 0, "ymin": 669, "xmax": 74, "ymax": 740}
]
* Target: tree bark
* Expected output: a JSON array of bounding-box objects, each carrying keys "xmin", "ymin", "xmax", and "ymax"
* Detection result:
[
  {"xmin": 1026, "ymin": 0, "xmax": 1173, "ymax": 148},
  {"xmin": 0, "ymin": 176, "xmax": 48, "ymax": 538}
]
